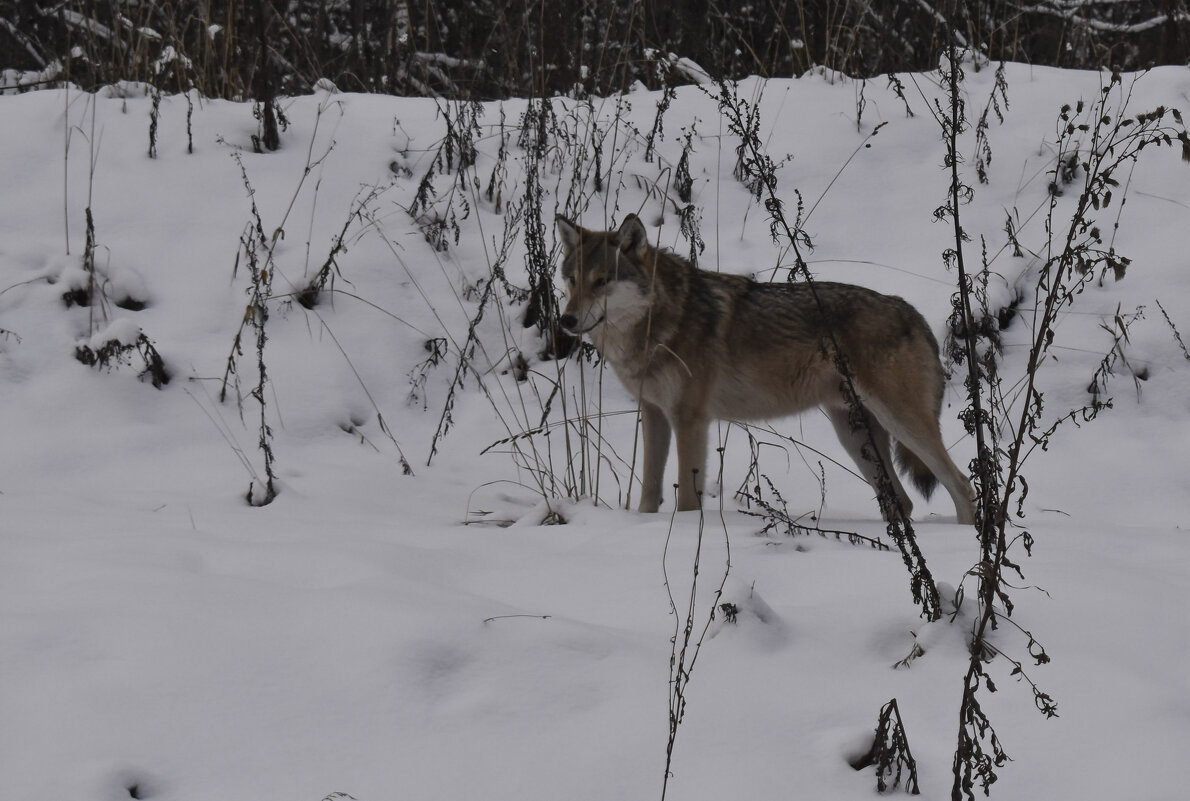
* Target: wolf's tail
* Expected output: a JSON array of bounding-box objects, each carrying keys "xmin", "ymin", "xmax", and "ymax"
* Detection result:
[{"xmin": 894, "ymin": 443, "xmax": 938, "ymax": 500}]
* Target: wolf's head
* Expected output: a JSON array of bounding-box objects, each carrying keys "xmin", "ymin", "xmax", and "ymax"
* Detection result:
[{"xmin": 555, "ymin": 214, "xmax": 653, "ymax": 337}]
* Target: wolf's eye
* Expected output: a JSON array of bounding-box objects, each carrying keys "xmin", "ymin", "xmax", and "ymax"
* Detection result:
[{"xmin": 592, "ymin": 277, "xmax": 608, "ymax": 289}]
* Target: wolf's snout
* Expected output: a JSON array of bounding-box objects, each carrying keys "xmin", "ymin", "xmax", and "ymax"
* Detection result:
[{"xmin": 558, "ymin": 313, "xmax": 579, "ymax": 332}]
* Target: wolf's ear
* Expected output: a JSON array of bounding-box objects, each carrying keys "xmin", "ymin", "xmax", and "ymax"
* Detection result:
[
  {"xmin": 616, "ymin": 214, "xmax": 649, "ymax": 258},
  {"xmin": 556, "ymin": 215, "xmax": 581, "ymax": 252}
]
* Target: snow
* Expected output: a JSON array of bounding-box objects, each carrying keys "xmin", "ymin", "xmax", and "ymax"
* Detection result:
[{"xmin": 1, "ymin": 62, "xmax": 1188, "ymax": 800}]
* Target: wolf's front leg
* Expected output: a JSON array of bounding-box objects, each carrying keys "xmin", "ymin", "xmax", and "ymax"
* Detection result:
[
  {"xmin": 673, "ymin": 417, "xmax": 708, "ymax": 511},
  {"xmin": 638, "ymin": 401, "xmax": 671, "ymax": 513}
]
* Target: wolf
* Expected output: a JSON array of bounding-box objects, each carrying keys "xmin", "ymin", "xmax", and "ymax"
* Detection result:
[{"xmin": 556, "ymin": 214, "xmax": 976, "ymax": 525}]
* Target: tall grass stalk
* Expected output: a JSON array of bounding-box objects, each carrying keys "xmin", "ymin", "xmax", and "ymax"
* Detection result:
[
  {"xmin": 660, "ymin": 450, "xmax": 730, "ymax": 801},
  {"xmin": 935, "ymin": 43, "xmax": 1189, "ymax": 799}
]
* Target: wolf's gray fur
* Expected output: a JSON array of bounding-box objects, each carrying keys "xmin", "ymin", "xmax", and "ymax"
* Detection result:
[{"xmin": 556, "ymin": 214, "xmax": 976, "ymax": 524}]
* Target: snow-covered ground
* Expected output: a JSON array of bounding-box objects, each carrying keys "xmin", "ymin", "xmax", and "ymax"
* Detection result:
[{"xmin": 1, "ymin": 61, "xmax": 1188, "ymax": 800}]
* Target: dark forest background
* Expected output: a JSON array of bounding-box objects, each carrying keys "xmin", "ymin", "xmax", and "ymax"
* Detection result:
[{"xmin": 2, "ymin": 1, "xmax": 1189, "ymax": 99}]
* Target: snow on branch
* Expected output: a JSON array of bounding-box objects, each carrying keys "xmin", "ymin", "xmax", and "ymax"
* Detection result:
[{"xmin": 1020, "ymin": 1, "xmax": 1190, "ymax": 35}]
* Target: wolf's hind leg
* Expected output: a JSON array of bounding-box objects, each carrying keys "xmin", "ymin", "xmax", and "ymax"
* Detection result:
[
  {"xmin": 862, "ymin": 397, "xmax": 976, "ymax": 525},
  {"xmin": 827, "ymin": 407, "xmax": 915, "ymax": 520},
  {"xmin": 638, "ymin": 401, "xmax": 672, "ymax": 513}
]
